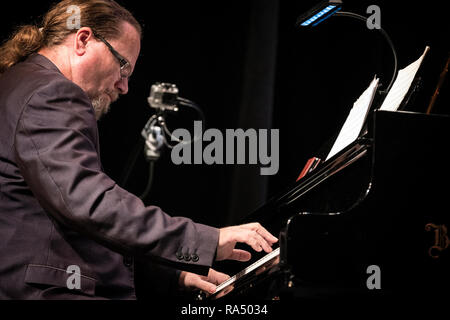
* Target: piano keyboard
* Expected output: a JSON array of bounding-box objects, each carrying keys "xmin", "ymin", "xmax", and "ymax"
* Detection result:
[{"xmin": 214, "ymin": 247, "xmax": 280, "ymax": 294}]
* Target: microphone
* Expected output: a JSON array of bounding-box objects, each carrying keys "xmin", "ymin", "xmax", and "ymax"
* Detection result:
[
  {"xmin": 138, "ymin": 83, "xmax": 206, "ymax": 200},
  {"xmin": 142, "ymin": 83, "xmax": 180, "ymax": 161},
  {"xmin": 141, "ymin": 82, "xmax": 206, "ymax": 161},
  {"xmin": 147, "ymin": 82, "xmax": 205, "ymax": 122},
  {"xmin": 147, "ymin": 82, "xmax": 180, "ymax": 111}
]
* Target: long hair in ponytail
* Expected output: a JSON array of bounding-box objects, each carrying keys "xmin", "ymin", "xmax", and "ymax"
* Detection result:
[
  {"xmin": 0, "ymin": 0, "xmax": 141, "ymax": 75},
  {"xmin": 0, "ymin": 25, "xmax": 44, "ymax": 74}
]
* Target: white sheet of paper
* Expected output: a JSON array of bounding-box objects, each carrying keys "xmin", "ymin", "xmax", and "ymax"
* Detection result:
[
  {"xmin": 326, "ymin": 77, "xmax": 379, "ymax": 161},
  {"xmin": 379, "ymin": 46, "xmax": 430, "ymax": 111}
]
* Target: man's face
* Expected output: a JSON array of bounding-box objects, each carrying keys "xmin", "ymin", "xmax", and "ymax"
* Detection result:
[{"xmin": 82, "ymin": 22, "xmax": 141, "ymax": 119}]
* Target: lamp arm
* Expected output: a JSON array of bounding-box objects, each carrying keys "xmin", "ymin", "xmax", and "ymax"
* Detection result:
[{"xmin": 333, "ymin": 11, "xmax": 398, "ymax": 95}]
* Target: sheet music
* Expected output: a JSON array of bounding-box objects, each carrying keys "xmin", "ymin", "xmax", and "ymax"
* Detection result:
[
  {"xmin": 326, "ymin": 77, "xmax": 379, "ymax": 161},
  {"xmin": 380, "ymin": 46, "xmax": 430, "ymax": 111}
]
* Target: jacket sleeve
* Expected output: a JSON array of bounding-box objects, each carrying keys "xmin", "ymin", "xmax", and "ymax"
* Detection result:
[{"xmin": 14, "ymin": 78, "xmax": 219, "ymax": 275}]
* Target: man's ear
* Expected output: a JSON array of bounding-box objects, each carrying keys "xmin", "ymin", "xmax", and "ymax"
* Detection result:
[{"xmin": 74, "ymin": 27, "xmax": 94, "ymax": 56}]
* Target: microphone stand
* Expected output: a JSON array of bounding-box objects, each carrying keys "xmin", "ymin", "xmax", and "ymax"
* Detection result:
[
  {"xmin": 139, "ymin": 110, "xmax": 167, "ymax": 201},
  {"xmin": 124, "ymin": 87, "xmax": 205, "ymax": 202}
]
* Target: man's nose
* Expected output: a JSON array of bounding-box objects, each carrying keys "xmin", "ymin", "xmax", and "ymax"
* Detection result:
[{"xmin": 115, "ymin": 77, "xmax": 129, "ymax": 95}]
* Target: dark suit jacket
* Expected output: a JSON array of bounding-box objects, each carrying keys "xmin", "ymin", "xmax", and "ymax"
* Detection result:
[{"xmin": 0, "ymin": 54, "xmax": 219, "ymax": 299}]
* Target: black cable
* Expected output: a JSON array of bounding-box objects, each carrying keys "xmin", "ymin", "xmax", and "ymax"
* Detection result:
[
  {"xmin": 139, "ymin": 160, "xmax": 155, "ymax": 201},
  {"xmin": 119, "ymin": 137, "xmax": 145, "ymax": 188},
  {"xmin": 159, "ymin": 97, "xmax": 206, "ymax": 147},
  {"xmin": 177, "ymin": 97, "xmax": 206, "ymax": 129}
]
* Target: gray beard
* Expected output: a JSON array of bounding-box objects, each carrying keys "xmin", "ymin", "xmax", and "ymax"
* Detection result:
[{"xmin": 91, "ymin": 94, "xmax": 111, "ymax": 120}]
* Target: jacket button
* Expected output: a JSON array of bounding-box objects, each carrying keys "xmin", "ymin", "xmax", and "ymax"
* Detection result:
[
  {"xmin": 191, "ymin": 254, "xmax": 199, "ymax": 262},
  {"xmin": 184, "ymin": 253, "xmax": 191, "ymax": 262},
  {"xmin": 176, "ymin": 251, "xmax": 184, "ymax": 260}
]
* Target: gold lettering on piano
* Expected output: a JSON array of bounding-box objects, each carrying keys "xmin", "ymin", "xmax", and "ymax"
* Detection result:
[{"xmin": 425, "ymin": 223, "xmax": 449, "ymax": 259}]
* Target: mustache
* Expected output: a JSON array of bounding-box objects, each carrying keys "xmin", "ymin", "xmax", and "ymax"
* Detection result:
[
  {"xmin": 105, "ymin": 90, "xmax": 119, "ymax": 102},
  {"xmin": 87, "ymin": 89, "xmax": 119, "ymax": 103}
]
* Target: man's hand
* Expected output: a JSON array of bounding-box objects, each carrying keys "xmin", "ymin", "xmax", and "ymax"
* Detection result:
[
  {"xmin": 216, "ymin": 223, "xmax": 278, "ymax": 261},
  {"xmin": 179, "ymin": 268, "xmax": 230, "ymax": 294}
]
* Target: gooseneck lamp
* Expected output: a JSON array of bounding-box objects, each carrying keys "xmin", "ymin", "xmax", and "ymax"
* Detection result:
[{"xmin": 296, "ymin": 0, "xmax": 398, "ymax": 95}]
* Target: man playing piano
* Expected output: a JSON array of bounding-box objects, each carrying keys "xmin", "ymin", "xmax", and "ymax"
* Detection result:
[{"xmin": 0, "ymin": 0, "xmax": 277, "ymax": 300}]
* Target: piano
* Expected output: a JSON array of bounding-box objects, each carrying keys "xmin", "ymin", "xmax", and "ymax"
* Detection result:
[{"xmin": 203, "ymin": 110, "xmax": 450, "ymax": 302}]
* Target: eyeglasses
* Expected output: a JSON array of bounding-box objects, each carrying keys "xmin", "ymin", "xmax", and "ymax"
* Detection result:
[{"xmin": 93, "ymin": 31, "xmax": 132, "ymax": 79}]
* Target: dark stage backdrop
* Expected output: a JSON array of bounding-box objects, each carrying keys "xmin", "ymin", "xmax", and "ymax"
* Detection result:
[{"xmin": 1, "ymin": 0, "xmax": 448, "ymax": 230}]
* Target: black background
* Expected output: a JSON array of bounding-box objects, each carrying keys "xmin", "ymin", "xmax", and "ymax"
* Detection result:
[{"xmin": 1, "ymin": 0, "xmax": 448, "ymax": 230}]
